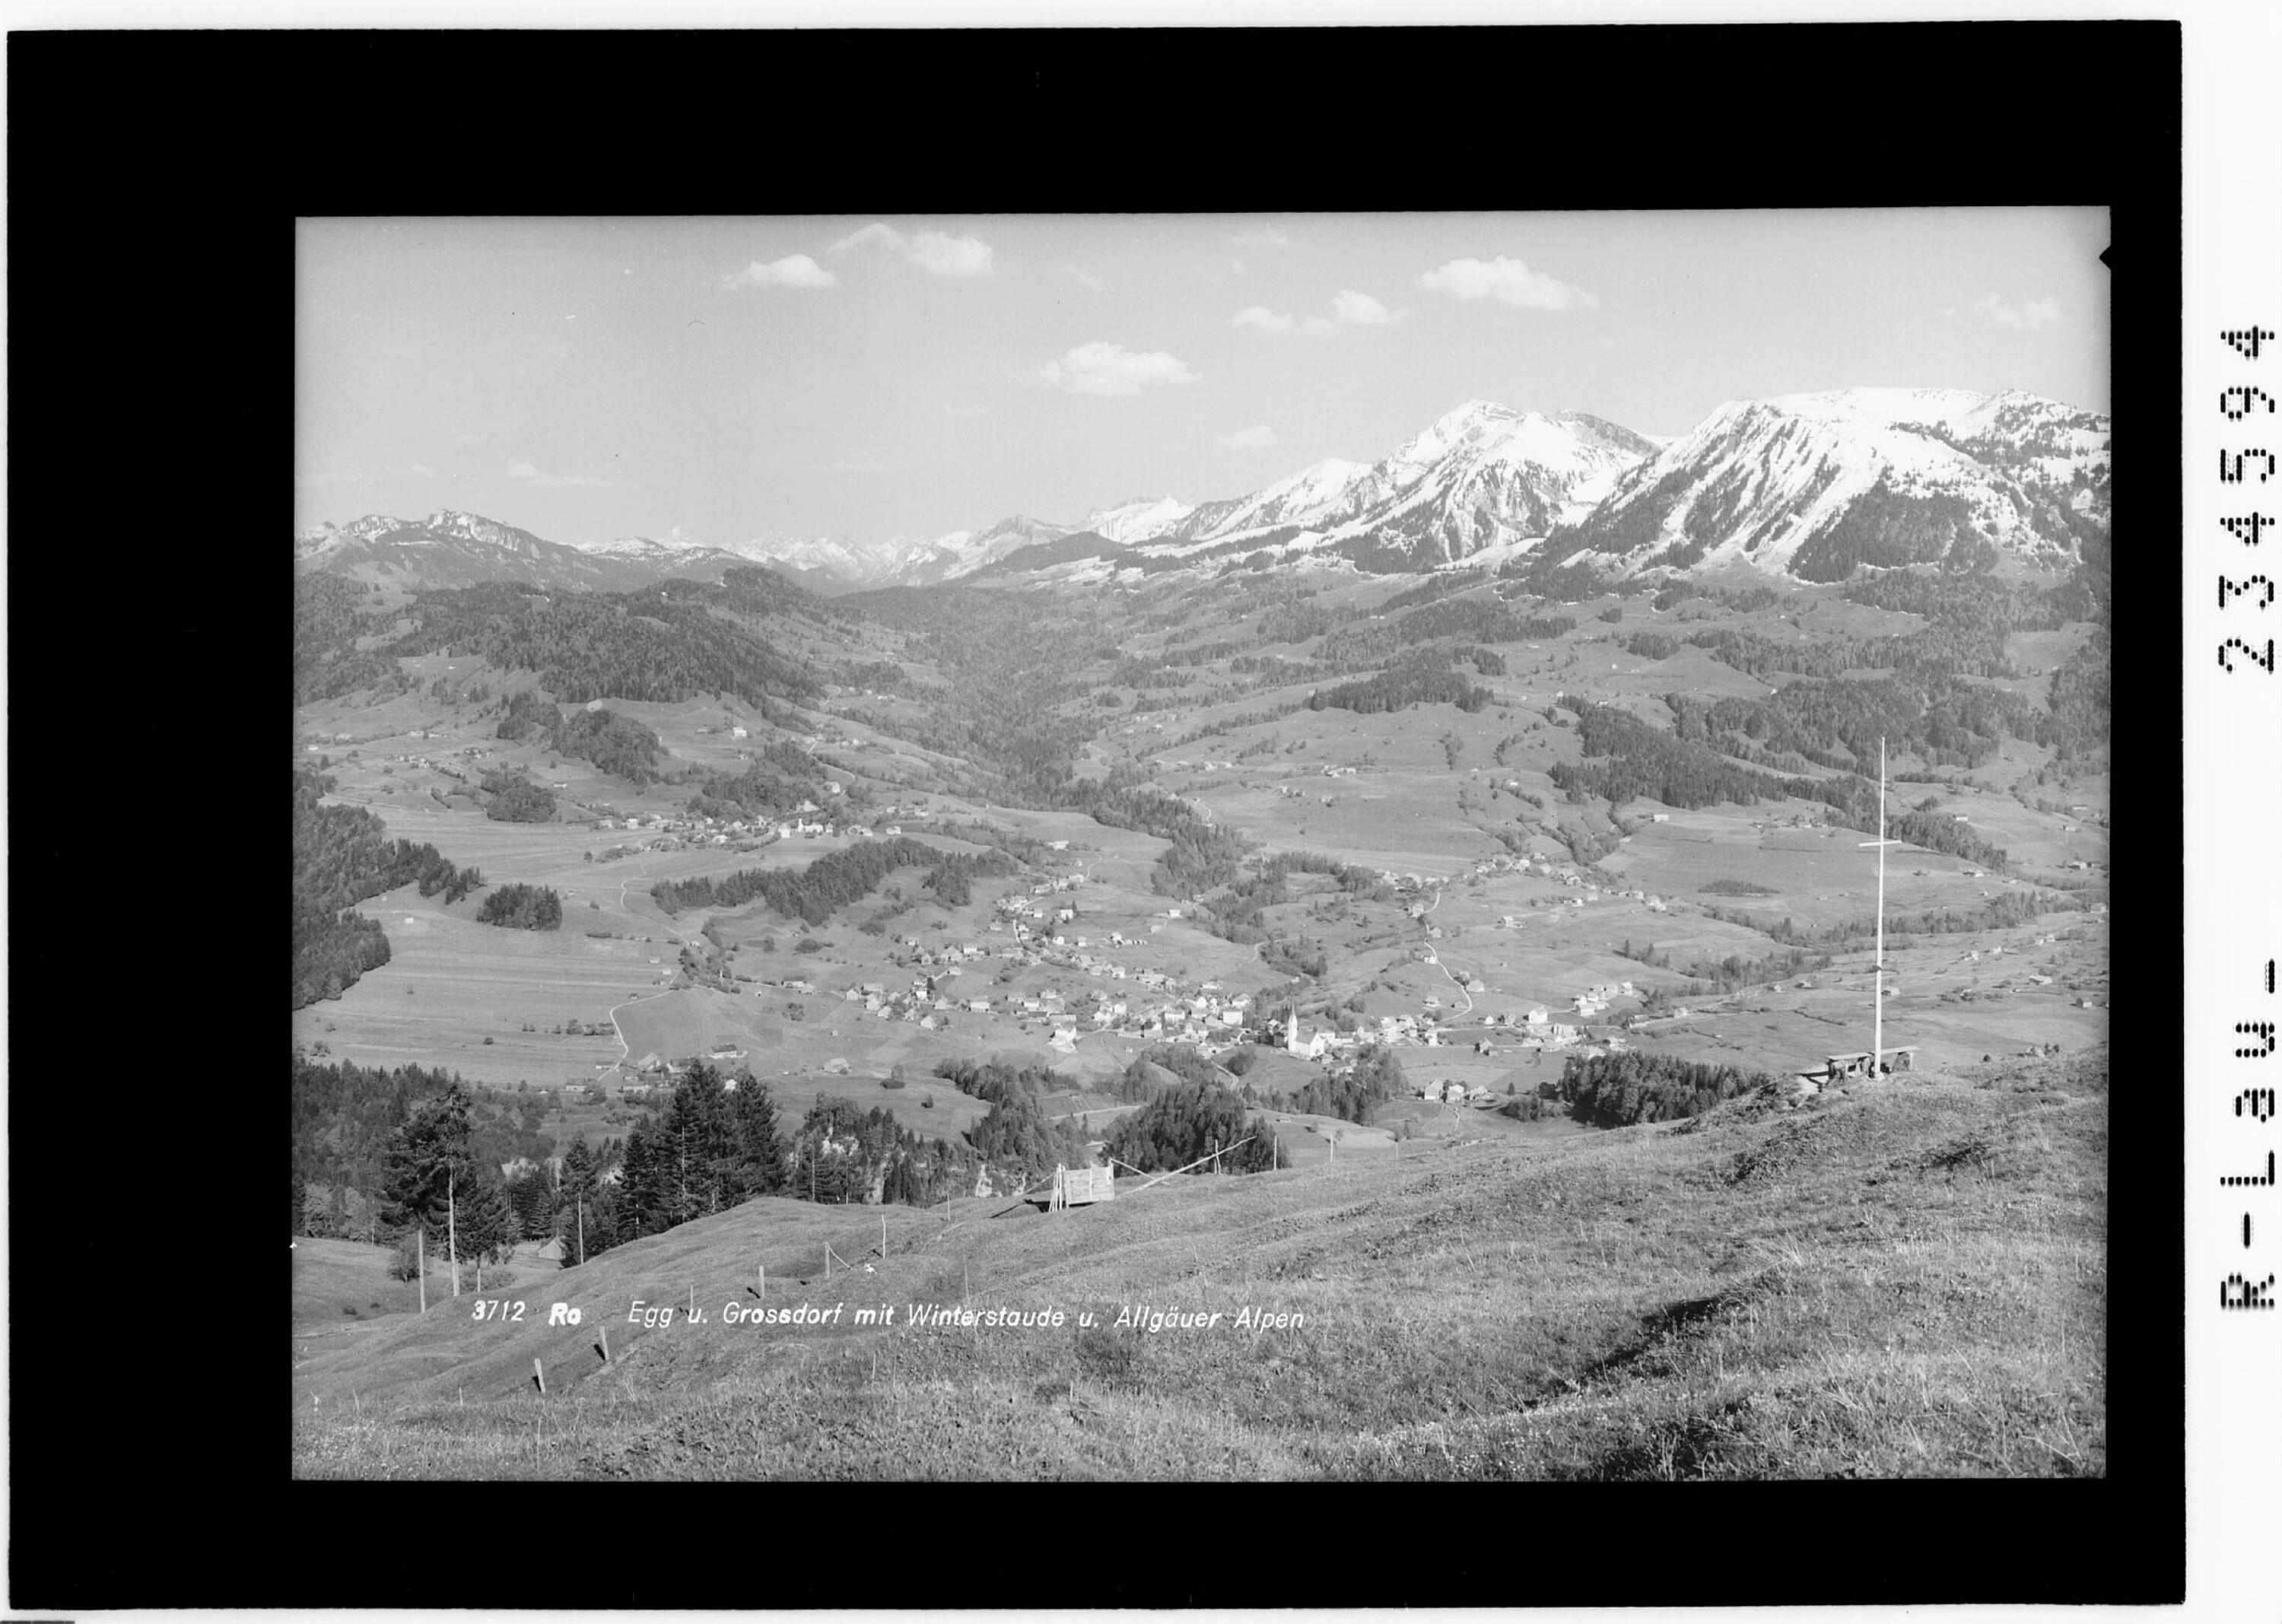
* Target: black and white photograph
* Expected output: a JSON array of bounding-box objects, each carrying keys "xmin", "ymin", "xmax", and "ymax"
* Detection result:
[{"xmin": 289, "ymin": 204, "xmax": 2120, "ymax": 1486}]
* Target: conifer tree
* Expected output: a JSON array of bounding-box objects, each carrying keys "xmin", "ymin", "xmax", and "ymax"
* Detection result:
[
  {"xmin": 379, "ymin": 1081, "xmax": 477, "ymax": 1289},
  {"xmin": 455, "ymin": 1174, "xmax": 513, "ymax": 1288},
  {"xmin": 730, "ymin": 1074, "xmax": 790, "ymax": 1197},
  {"xmin": 557, "ymin": 1139, "xmax": 599, "ymax": 1264}
]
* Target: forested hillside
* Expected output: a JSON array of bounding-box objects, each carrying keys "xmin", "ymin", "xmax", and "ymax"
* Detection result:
[{"xmin": 291, "ymin": 768, "xmax": 482, "ymax": 1007}]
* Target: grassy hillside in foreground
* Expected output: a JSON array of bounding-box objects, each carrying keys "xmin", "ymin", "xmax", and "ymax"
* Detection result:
[{"xmin": 293, "ymin": 1049, "xmax": 2105, "ymax": 1479}]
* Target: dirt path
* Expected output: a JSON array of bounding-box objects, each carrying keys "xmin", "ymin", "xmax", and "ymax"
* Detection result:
[
  {"xmin": 1418, "ymin": 886, "xmax": 1474, "ymax": 1015},
  {"xmin": 605, "ymin": 988, "xmax": 675, "ymax": 1070}
]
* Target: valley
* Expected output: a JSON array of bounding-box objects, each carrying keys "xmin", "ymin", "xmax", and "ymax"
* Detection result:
[
  {"xmin": 290, "ymin": 211, "xmax": 2112, "ymax": 1483},
  {"xmin": 293, "ymin": 384, "xmax": 2110, "ymax": 1482}
]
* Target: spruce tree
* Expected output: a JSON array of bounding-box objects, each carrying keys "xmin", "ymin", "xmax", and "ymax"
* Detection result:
[
  {"xmin": 379, "ymin": 1081, "xmax": 477, "ymax": 1284},
  {"xmin": 731, "ymin": 1075, "xmax": 789, "ymax": 1196},
  {"xmin": 456, "ymin": 1174, "xmax": 513, "ymax": 1289},
  {"xmin": 291, "ymin": 1168, "xmax": 308, "ymax": 1237},
  {"xmin": 618, "ymin": 1119, "xmax": 672, "ymax": 1236}
]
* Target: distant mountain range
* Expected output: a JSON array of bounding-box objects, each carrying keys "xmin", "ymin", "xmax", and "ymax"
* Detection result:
[
  {"xmin": 297, "ymin": 388, "xmax": 2107, "ymax": 596},
  {"xmin": 294, "ymin": 510, "xmax": 755, "ymax": 593}
]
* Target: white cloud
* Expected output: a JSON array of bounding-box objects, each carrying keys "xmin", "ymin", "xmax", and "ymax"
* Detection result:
[
  {"xmin": 1969, "ymin": 292, "xmax": 2062, "ymax": 330},
  {"xmin": 910, "ymin": 230, "xmax": 993, "ymax": 278},
  {"xmin": 1057, "ymin": 264, "xmax": 1104, "ymax": 292},
  {"xmin": 1029, "ymin": 341, "xmax": 1198, "ymax": 397},
  {"xmin": 410, "ymin": 462, "xmax": 438, "ymax": 477},
  {"xmin": 830, "ymin": 223, "xmax": 904, "ymax": 257},
  {"xmin": 942, "ymin": 404, "xmax": 988, "ymax": 418},
  {"xmin": 1232, "ymin": 290, "xmax": 1403, "ymax": 338},
  {"xmin": 507, "ymin": 459, "xmax": 615, "ymax": 488},
  {"xmin": 1417, "ymin": 255, "xmax": 1597, "ymax": 311},
  {"xmin": 1331, "ymin": 288, "xmax": 1403, "ymax": 326},
  {"xmin": 1230, "ymin": 259, "xmax": 1244, "ymax": 276},
  {"xmin": 1225, "ymin": 227, "xmax": 1291, "ymax": 248},
  {"xmin": 294, "ymin": 470, "xmax": 364, "ymax": 488},
  {"xmin": 721, "ymin": 254, "xmax": 837, "ymax": 291},
  {"xmin": 453, "ymin": 432, "xmax": 485, "ymax": 446},
  {"xmin": 1219, "ymin": 424, "xmax": 1276, "ymax": 450},
  {"xmin": 830, "ymin": 222, "xmax": 994, "ymax": 277}
]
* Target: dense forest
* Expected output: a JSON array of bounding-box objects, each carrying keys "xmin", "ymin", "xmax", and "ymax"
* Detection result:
[
  {"xmin": 310, "ymin": 577, "xmax": 828, "ymax": 710},
  {"xmin": 1310, "ymin": 655, "xmax": 1492, "ymax": 715},
  {"xmin": 293, "ymin": 574, "xmax": 408, "ymax": 703},
  {"xmin": 781, "ymin": 1097, "xmax": 980, "ymax": 1207},
  {"xmin": 605, "ymin": 1066, "xmax": 793, "ymax": 1236},
  {"xmin": 292, "ymin": 1054, "xmax": 559, "ymax": 1222},
  {"xmin": 1549, "ymin": 701, "xmax": 2014, "ymax": 869},
  {"xmin": 291, "ymin": 768, "xmax": 482, "ymax": 1007},
  {"xmin": 1785, "ymin": 479, "xmax": 1988, "ymax": 582},
  {"xmin": 650, "ymin": 836, "xmax": 1014, "ymax": 923},
  {"xmin": 481, "ymin": 771, "xmax": 558, "ymax": 823},
  {"xmin": 1102, "ymin": 1080, "xmax": 1282, "ymax": 1175},
  {"xmin": 1089, "ymin": 781, "xmax": 1254, "ymax": 899},
  {"xmin": 494, "ymin": 688, "xmax": 556, "ymax": 742},
  {"xmin": 549, "ymin": 705, "xmax": 664, "ymax": 786},
  {"xmin": 1699, "ymin": 884, "xmax": 2082, "ymax": 950},
  {"xmin": 927, "ymin": 1058, "xmax": 1090, "ymax": 1187},
  {"xmin": 1557, "ymin": 1051, "xmax": 1773, "ymax": 1127},
  {"xmin": 685, "ymin": 739, "xmax": 840, "ymax": 822},
  {"xmin": 1314, "ymin": 597, "xmax": 1575, "ymax": 669},
  {"xmin": 832, "ymin": 586, "xmax": 1109, "ymax": 806},
  {"xmin": 476, "ymin": 883, "xmax": 563, "ymax": 930}
]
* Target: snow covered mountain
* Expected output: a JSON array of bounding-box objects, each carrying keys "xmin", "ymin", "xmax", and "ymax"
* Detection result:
[
  {"xmin": 1081, "ymin": 496, "xmax": 1193, "ymax": 544},
  {"xmin": 297, "ymin": 511, "xmax": 761, "ymax": 592},
  {"xmin": 1536, "ymin": 387, "xmax": 2109, "ymax": 583},
  {"xmin": 979, "ymin": 400, "xmax": 1664, "ymax": 580},
  {"xmin": 571, "ymin": 532, "xmax": 763, "ymax": 581},
  {"xmin": 740, "ymin": 533, "xmax": 922, "ymax": 586},
  {"xmin": 296, "ymin": 509, "xmax": 637, "ymax": 591},
  {"xmin": 295, "ymin": 389, "xmax": 2104, "ymax": 599},
  {"xmin": 868, "ymin": 516, "xmax": 1084, "ymax": 588},
  {"xmin": 1302, "ymin": 402, "xmax": 1664, "ymax": 567}
]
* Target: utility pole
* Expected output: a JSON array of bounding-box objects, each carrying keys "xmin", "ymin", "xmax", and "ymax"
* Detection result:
[
  {"xmin": 448, "ymin": 1165, "xmax": 460, "ymax": 1297},
  {"xmin": 418, "ymin": 1227, "xmax": 426, "ymax": 1314},
  {"xmin": 577, "ymin": 1195, "xmax": 586, "ymax": 1265},
  {"xmin": 1858, "ymin": 736, "xmax": 1902, "ymax": 1078}
]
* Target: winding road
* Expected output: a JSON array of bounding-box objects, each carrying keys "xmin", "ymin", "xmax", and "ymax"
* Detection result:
[{"xmin": 1416, "ymin": 885, "xmax": 1475, "ymax": 1015}]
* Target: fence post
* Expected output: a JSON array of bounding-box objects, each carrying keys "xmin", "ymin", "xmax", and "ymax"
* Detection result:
[
  {"xmin": 533, "ymin": 1357, "xmax": 546, "ymax": 1395},
  {"xmin": 599, "ymin": 1326, "xmax": 611, "ymax": 1364}
]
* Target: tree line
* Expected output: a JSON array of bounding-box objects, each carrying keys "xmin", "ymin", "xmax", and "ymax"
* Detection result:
[
  {"xmin": 1103, "ymin": 1080, "xmax": 1282, "ymax": 1175},
  {"xmin": 650, "ymin": 836, "xmax": 1013, "ymax": 923},
  {"xmin": 292, "ymin": 767, "xmax": 483, "ymax": 1007},
  {"xmin": 377, "ymin": 579, "xmax": 827, "ymax": 709},
  {"xmin": 481, "ymin": 770, "xmax": 558, "ymax": 822},
  {"xmin": 685, "ymin": 739, "xmax": 840, "ymax": 822},
  {"xmin": 476, "ymin": 883, "xmax": 563, "ymax": 930},
  {"xmin": 1310, "ymin": 654, "xmax": 1492, "ymax": 716},
  {"xmin": 1557, "ymin": 1050, "xmax": 1772, "ymax": 1127}
]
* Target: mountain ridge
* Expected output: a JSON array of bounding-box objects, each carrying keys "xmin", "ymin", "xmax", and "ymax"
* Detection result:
[{"xmin": 296, "ymin": 388, "xmax": 2107, "ymax": 596}]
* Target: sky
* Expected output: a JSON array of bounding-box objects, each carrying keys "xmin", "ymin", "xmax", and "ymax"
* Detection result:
[{"xmin": 297, "ymin": 209, "xmax": 2109, "ymax": 550}]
